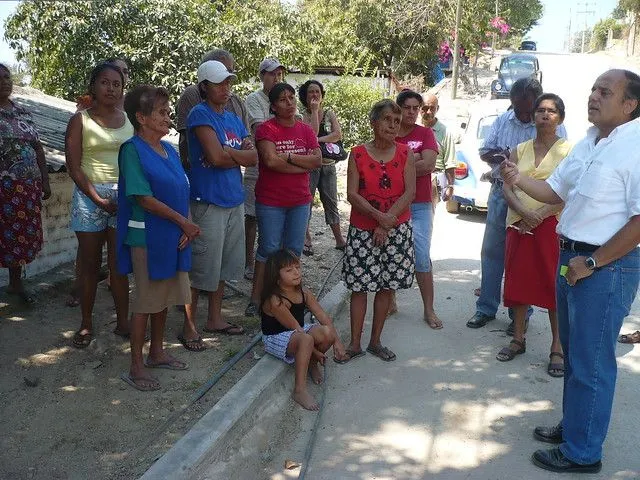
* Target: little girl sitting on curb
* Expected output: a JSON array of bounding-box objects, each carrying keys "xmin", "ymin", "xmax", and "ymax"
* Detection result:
[{"xmin": 261, "ymin": 249, "xmax": 348, "ymax": 410}]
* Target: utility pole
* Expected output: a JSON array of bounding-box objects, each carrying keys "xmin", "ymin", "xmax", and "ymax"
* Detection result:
[
  {"xmin": 491, "ymin": 0, "xmax": 498, "ymax": 56},
  {"xmin": 577, "ymin": 2, "xmax": 595, "ymax": 53},
  {"xmin": 566, "ymin": 8, "xmax": 572, "ymax": 53},
  {"xmin": 451, "ymin": 0, "xmax": 463, "ymax": 99}
]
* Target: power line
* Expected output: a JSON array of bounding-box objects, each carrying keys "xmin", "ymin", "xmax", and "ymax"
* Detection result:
[{"xmin": 576, "ymin": 2, "xmax": 595, "ymax": 53}]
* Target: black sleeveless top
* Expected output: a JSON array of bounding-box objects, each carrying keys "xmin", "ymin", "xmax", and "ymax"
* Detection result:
[{"xmin": 261, "ymin": 289, "xmax": 306, "ymax": 335}]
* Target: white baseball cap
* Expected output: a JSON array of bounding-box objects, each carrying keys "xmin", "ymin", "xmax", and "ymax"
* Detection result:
[
  {"xmin": 197, "ymin": 60, "xmax": 237, "ymax": 84},
  {"xmin": 258, "ymin": 57, "xmax": 285, "ymax": 75}
]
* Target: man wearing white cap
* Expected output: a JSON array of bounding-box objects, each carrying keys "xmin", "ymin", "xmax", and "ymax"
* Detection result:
[
  {"xmin": 244, "ymin": 57, "xmax": 286, "ymax": 315},
  {"xmin": 179, "ymin": 60, "xmax": 258, "ymax": 351}
]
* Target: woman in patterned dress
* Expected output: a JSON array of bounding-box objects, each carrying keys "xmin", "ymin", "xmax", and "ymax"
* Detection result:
[
  {"xmin": 0, "ymin": 64, "xmax": 51, "ymax": 303},
  {"xmin": 341, "ymin": 99, "xmax": 416, "ymax": 362}
]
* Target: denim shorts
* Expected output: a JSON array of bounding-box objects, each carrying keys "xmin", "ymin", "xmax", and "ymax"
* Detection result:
[
  {"xmin": 255, "ymin": 202, "xmax": 310, "ymax": 262},
  {"xmin": 410, "ymin": 202, "xmax": 433, "ymax": 273},
  {"xmin": 70, "ymin": 183, "xmax": 118, "ymax": 232}
]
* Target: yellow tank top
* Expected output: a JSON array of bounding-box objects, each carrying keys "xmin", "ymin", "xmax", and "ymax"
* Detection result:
[
  {"xmin": 506, "ymin": 138, "xmax": 573, "ymax": 226},
  {"xmin": 80, "ymin": 109, "xmax": 134, "ymax": 183}
]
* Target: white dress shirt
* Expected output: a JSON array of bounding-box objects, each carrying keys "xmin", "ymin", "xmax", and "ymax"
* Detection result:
[{"xmin": 546, "ymin": 118, "xmax": 640, "ymax": 245}]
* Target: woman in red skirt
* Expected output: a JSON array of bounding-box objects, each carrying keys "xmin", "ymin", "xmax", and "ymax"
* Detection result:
[{"xmin": 496, "ymin": 94, "xmax": 572, "ymax": 378}]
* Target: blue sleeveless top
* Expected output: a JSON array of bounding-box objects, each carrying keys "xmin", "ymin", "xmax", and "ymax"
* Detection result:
[{"xmin": 116, "ymin": 136, "xmax": 191, "ymax": 280}]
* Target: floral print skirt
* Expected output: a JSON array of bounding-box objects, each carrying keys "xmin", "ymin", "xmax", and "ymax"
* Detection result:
[
  {"xmin": 0, "ymin": 176, "xmax": 43, "ymax": 268},
  {"xmin": 342, "ymin": 221, "xmax": 415, "ymax": 292}
]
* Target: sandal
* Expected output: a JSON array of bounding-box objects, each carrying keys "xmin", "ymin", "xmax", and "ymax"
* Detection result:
[
  {"xmin": 473, "ymin": 287, "xmax": 481, "ymax": 297},
  {"xmin": 366, "ymin": 344, "xmax": 396, "ymax": 362},
  {"xmin": 202, "ymin": 323, "xmax": 244, "ymax": 335},
  {"xmin": 303, "ymin": 244, "xmax": 314, "ymax": 256},
  {"xmin": 496, "ymin": 339, "xmax": 526, "ymax": 362},
  {"xmin": 548, "ymin": 352, "xmax": 565, "ymax": 377},
  {"xmin": 618, "ymin": 330, "xmax": 640, "ymax": 344},
  {"xmin": 177, "ymin": 334, "xmax": 206, "ymax": 352},
  {"xmin": 65, "ymin": 295, "xmax": 80, "ymax": 307},
  {"xmin": 425, "ymin": 314, "xmax": 443, "ymax": 330},
  {"xmin": 72, "ymin": 330, "xmax": 93, "ymax": 349},
  {"xmin": 244, "ymin": 302, "xmax": 259, "ymax": 317},
  {"xmin": 333, "ymin": 349, "xmax": 365, "ymax": 364},
  {"xmin": 120, "ymin": 372, "xmax": 160, "ymax": 391}
]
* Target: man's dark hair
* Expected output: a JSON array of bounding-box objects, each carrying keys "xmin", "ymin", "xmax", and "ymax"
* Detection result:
[
  {"xmin": 622, "ymin": 69, "xmax": 640, "ymax": 120},
  {"xmin": 123, "ymin": 84, "xmax": 170, "ymax": 130},
  {"xmin": 268, "ymin": 82, "xmax": 296, "ymax": 115},
  {"xmin": 298, "ymin": 80, "xmax": 325, "ymax": 109},
  {"xmin": 510, "ymin": 78, "xmax": 542, "ymax": 102},
  {"xmin": 534, "ymin": 93, "xmax": 566, "ymax": 122},
  {"xmin": 395, "ymin": 89, "xmax": 423, "ymax": 107}
]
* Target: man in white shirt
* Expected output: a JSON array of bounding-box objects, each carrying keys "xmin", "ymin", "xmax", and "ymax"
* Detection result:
[
  {"xmin": 244, "ymin": 58, "xmax": 285, "ymax": 316},
  {"xmin": 501, "ymin": 69, "xmax": 640, "ymax": 474}
]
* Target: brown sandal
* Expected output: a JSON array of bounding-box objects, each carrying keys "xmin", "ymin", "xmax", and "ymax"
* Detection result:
[
  {"xmin": 496, "ymin": 339, "xmax": 526, "ymax": 362},
  {"xmin": 618, "ymin": 330, "xmax": 640, "ymax": 344},
  {"xmin": 548, "ymin": 352, "xmax": 565, "ymax": 377}
]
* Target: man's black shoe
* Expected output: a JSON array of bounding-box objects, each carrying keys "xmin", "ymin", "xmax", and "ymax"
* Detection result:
[
  {"xmin": 466, "ymin": 312, "xmax": 495, "ymax": 329},
  {"xmin": 532, "ymin": 448, "xmax": 602, "ymax": 473},
  {"xmin": 533, "ymin": 423, "xmax": 563, "ymax": 444}
]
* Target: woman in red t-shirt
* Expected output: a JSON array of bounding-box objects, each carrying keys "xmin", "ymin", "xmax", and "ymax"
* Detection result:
[
  {"xmin": 339, "ymin": 99, "xmax": 416, "ymax": 363},
  {"xmin": 247, "ymin": 83, "xmax": 321, "ymax": 313}
]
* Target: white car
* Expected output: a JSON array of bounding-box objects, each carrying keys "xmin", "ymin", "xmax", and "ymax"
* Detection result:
[{"xmin": 446, "ymin": 100, "xmax": 511, "ymax": 214}]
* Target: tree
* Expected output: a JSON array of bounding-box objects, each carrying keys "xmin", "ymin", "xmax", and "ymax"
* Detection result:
[{"xmin": 618, "ymin": 0, "xmax": 640, "ymax": 13}]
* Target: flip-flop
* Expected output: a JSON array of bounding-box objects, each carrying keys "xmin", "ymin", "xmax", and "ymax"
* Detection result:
[
  {"xmin": 303, "ymin": 244, "xmax": 314, "ymax": 256},
  {"xmin": 366, "ymin": 344, "xmax": 396, "ymax": 362},
  {"xmin": 425, "ymin": 316, "xmax": 443, "ymax": 330},
  {"xmin": 120, "ymin": 372, "xmax": 160, "ymax": 391},
  {"xmin": 202, "ymin": 323, "xmax": 244, "ymax": 335},
  {"xmin": 618, "ymin": 330, "xmax": 640, "ymax": 344},
  {"xmin": 473, "ymin": 288, "xmax": 481, "ymax": 297},
  {"xmin": 547, "ymin": 352, "xmax": 565, "ymax": 377},
  {"xmin": 65, "ymin": 295, "xmax": 80, "ymax": 307},
  {"xmin": 72, "ymin": 330, "xmax": 93, "ymax": 349},
  {"xmin": 144, "ymin": 357, "xmax": 188, "ymax": 370},
  {"xmin": 244, "ymin": 302, "xmax": 259, "ymax": 317},
  {"xmin": 334, "ymin": 244, "xmax": 346, "ymax": 251},
  {"xmin": 177, "ymin": 334, "xmax": 207, "ymax": 352},
  {"xmin": 333, "ymin": 349, "xmax": 365, "ymax": 364}
]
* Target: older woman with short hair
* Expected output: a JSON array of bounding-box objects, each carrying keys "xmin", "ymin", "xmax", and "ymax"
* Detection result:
[
  {"xmin": 0, "ymin": 63, "xmax": 51, "ymax": 303},
  {"xmin": 340, "ymin": 99, "xmax": 416, "ymax": 363},
  {"xmin": 117, "ymin": 85, "xmax": 200, "ymax": 391}
]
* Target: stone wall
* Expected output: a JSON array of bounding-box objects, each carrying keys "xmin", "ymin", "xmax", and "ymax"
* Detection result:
[{"xmin": 0, "ymin": 173, "xmax": 77, "ymax": 287}]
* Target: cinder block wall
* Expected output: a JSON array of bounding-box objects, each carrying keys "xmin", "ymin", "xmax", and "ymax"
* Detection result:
[{"xmin": 0, "ymin": 173, "xmax": 77, "ymax": 287}]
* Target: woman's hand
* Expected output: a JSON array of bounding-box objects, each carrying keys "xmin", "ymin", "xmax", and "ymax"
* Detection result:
[
  {"xmin": 99, "ymin": 197, "xmax": 117, "ymax": 215},
  {"xmin": 376, "ymin": 212, "xmax": 397, "ymax": 230},
  {"xmin": 308, "ymin": 97, "xmax": 321, "ymax": 112},
  {"xmin": 372, "ymin": 226, "xmax": 389, "ymax": 247},
  {"xmin": 521, "ymin": 209, "xmax": 543, "ymax": 230},
  {"xmin": 42, "ymin": 181, "xmax": 51, "ymax": 200}
]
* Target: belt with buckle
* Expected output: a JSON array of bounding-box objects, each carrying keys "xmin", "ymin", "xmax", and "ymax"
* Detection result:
[{"xmin": 559, "ymin": 236, "xmax": 599, "ymax": 253}]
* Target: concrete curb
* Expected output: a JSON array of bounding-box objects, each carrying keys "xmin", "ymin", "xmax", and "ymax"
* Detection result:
[{"xmin": 140, "ymin": 281, "xmax": 350, "ymax": 480}]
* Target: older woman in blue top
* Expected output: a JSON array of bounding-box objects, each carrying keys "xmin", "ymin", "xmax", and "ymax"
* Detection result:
[
  {"xmin": 117, "ymin": 85, "xmax": 201, "ymax": 391},
  {"xmin": 180, "ymin": 60, "xmax": 258, "ymax": 351}
]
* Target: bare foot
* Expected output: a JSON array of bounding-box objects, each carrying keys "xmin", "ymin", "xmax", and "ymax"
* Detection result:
[
  {"xmin": 309, "ymin": 363, "xmax": 324, "ymax": 385},
  {"xmin": 293, "ymin": 390, "xmax": 319, "ymax": 411},
  {"xmin": 425, "ymin": 313, "xmax": 443, "ymax": 330}
]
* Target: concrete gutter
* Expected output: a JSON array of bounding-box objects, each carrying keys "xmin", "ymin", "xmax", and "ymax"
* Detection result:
[{"xmin": 140, "ymin": 281, "xmax": 350, "ymax": 480}]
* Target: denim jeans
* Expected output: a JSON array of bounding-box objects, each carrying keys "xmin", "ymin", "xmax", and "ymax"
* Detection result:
[
  {"xmin": 255, "ymin": 202, "xmax": 310, "ymax": 262},
  {"xmin": 557, "ymin": 247, "xmax": 640, "ymax": 464},
  {"xmin": 410, "ymin": 202, "xmax": 433, "ymax": 273}
]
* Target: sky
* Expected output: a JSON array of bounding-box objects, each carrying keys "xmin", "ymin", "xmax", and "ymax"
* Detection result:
[
  {"xmin": 0, "ymin": 0, "xmax": 624, "ymax": 64},
  {"xmin": 527, "ymin": 0, "xmax": 620, "ymax": 52}
]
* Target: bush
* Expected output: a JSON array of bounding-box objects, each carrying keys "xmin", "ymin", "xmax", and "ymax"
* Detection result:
[
  {"xmin": 591, "ymin": 18, "xmax": 622, "ymax": 51},
  {"xmin": 322, "ymin": 77, "xmax": 386, "ymax": 148}
]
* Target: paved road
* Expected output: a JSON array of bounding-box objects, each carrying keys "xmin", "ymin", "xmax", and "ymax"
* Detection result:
[{"xmin": 265, "ymin": 53, "xmax": 640, "ymax": 480}]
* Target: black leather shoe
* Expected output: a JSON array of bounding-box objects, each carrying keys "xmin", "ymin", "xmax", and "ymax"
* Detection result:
[
  {"xmin": 532, "ymin": 447, "xmax": 602, "ymax": 473},
  {"xmin": 533, "ymin": 423, "xmax": 563, "ymax": 444},
  {"xmin": 466, "ymin": 312, "xmax": 495, "ymax": 329}
]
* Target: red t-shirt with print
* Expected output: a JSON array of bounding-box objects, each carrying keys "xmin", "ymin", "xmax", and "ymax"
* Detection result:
[
  {"xmin": 255, "ymin": 118, "xmax": 320, "ymax": 207},
  {"xmin": 396, "ymin": 125, "xmax": 438, "ymax": 203}
]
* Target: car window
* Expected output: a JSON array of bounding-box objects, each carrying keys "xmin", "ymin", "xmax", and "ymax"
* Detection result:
[
  {"xmin": 477, "ymin": 115, "xmax": 498, "ymax": 141},
  {"xmin": 500, "ymin": 58, "xmax": 536, "ymax": 75}
]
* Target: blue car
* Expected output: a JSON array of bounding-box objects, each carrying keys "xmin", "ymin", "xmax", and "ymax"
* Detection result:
[
  {"xmin": 446, "ymin": 100, "xmax": 510, "ymax": 214},
  {"xmin": 490, "ymin": 53, "xmax": 542, "ymax": 99}
]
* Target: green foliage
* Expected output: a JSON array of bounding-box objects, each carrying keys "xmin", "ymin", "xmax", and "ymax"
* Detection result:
[
  {"xmin": 322, "ymin": 77, "xmax": 386, "ymax": 147},
  {"xmin": 591, "ymin": 18, "xmax": 622, "ymax": 50},
  {"xmin": 618, "ymin": 0, "xmax": 640, "ymax": 14}
]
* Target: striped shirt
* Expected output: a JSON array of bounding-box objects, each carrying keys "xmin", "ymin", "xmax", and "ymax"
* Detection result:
[{"xmin": 480, "ymin": 109, "xmax": 567, "ymax": 179}]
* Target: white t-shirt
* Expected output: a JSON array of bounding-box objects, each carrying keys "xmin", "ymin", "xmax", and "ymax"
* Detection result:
[{"xmin": 546, "ymin": 118, "xmax": 640, "ymax": 245}]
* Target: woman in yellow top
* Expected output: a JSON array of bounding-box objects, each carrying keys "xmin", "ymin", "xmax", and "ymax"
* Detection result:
[
  {"xmin": 496, "ymin": 93, "xmax": 572, "ymax": 378},
  {"xmin": 65, "ymin": 62, "xmax": 134, "ymax": 348}
]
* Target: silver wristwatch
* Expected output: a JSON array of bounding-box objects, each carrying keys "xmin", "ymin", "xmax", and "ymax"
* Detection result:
[{"xmin": 585, "ymin": 256, "xmax": 597, "ymax": 270}]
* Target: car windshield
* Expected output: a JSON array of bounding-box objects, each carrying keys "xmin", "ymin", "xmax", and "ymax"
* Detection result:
[
  {"xmin": 477, "ymin": 115, "xmax": 498, "ymax": 140},
  {"xmin": 500, "ymin": 58, "xmax": 535, "ymax": 75}
]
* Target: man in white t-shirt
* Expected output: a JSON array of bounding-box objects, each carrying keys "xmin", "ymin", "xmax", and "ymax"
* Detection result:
[
  {"xmin": 244, "ymin": 58, "xmax": 285, "ymax": 315},
  {"xmin": 501, "ymin": 69, "xmax": 640, "ymax": 474}
]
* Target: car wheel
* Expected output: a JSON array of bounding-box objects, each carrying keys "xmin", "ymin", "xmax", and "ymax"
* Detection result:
[{"xmin": 445, "ymin": 200, "xmax": 460, "ymax": 214}]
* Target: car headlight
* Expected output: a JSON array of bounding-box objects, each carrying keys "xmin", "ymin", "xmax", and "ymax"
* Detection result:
[{"xmin": 494, "ymin": 82, "xmax": 502, "ymax": 91}]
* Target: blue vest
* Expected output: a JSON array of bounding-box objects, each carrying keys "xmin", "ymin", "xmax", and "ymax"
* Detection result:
[{"xmin": 116, "ymin": 136, "xmax": 191, "ymax": 280}]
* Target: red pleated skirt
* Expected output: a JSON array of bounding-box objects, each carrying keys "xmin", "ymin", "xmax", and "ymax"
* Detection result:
[{"xmin": 503, "ymin": 216, "xmax": 559, "ymax": 309}]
